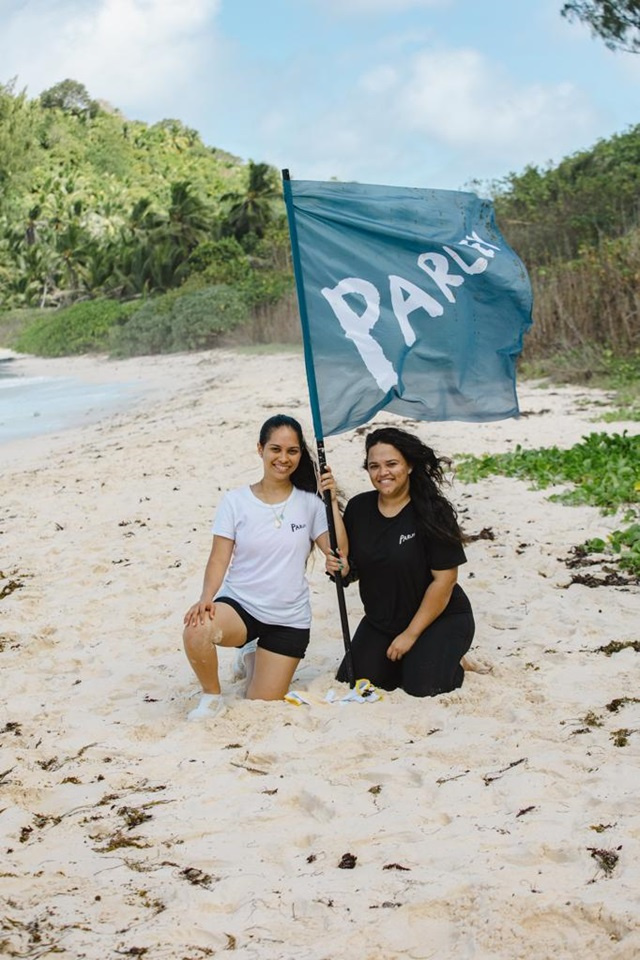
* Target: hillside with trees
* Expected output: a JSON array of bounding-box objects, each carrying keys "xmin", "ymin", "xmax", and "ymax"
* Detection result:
[
  {"xmin": 491, "ymin": 123, "xmax": 640, "ymax": 375},
  {"xmin": 0, "ymin": 78, "xmax": 296, "ymax": 354},
  {"xmin": 0, "ymin": 76, "xmax": 639, "ymax": 385}
]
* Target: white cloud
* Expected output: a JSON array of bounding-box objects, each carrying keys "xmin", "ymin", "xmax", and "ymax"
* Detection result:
[
  {"xmin": 396, "ymin": 48, "xmax": 600, "ymax": 168},
  {"xmin": 0, "ymin": 1, "xmax": 623, "ymax": 192},
  {"xmin": 309, "ymin": 0, "xmax": 448, "ymax": 12},
  {"xmin": 0, "ymin": 0, "xmax": 221, "ymax": 115},
  {"xmin": 255, "ymin": 39, "xmax": 604, "ymax": 191},
  {"xmin": 359, "ymin": 65, "xmax": 398, "ymax": 94}
]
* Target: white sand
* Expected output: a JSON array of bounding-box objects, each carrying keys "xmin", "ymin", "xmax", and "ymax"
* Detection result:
[{"xmin": 1, "ymin": 348, "xmax": 638, "ymax": 959}]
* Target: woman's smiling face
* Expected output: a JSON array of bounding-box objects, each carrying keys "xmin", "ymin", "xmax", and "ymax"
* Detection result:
[
  {"xmin": 258, "ymin": 425, "xmax": 302, "ymax": 481},
  {"xmin": 366, "ymin": 442, "xmax": 412, "ymax": 499}
]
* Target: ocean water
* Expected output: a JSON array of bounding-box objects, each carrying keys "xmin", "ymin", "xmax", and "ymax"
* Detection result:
[{"xmin": 0, "ymin": 360, "xmax": 142, "ymax": 446}]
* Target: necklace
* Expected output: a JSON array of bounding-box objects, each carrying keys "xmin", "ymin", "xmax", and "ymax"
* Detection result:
[
  {"xmin": 270, "ymin": 504, "xmax": 286, "ymax": 528},
  {"xmin": 254, "ymin": 486, "xmax": 293, "ymax": 528}
]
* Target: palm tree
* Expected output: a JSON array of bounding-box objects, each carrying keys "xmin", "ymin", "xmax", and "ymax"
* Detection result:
[
  {"xmin": 165, "ymin": 180, "xmax": 213, "ymax": 252},
  {"xmin": 221, "ymin": 161, "xmax": 280, "ymax": 241}
]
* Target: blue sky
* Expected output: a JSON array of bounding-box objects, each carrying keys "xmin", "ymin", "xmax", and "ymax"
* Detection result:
[{"xmin": 1, "ymin": 0, "xmax": 638, "ymax": 192}]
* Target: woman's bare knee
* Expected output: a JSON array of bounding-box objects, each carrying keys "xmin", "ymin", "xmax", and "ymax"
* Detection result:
[{"xmin": 183, "ymin": 620, "xmax": 223, "ymax": 651}]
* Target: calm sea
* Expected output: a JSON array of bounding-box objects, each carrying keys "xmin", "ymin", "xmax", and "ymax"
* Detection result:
[{"xmin": 0, "ymin": 358, "xmax": 142, "ymax": 446}]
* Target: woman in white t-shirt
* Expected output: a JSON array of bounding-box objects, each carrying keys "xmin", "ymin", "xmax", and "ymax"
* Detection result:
[{"xmin": 183, "ymin": 414, "xmax": 343, "ymax": 719}]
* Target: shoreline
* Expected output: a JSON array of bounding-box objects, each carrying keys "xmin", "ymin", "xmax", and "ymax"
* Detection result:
[
  {"xmin": 0, "ymin": 348, "xmax": 242, "ymax": 467},
  {"xmin": 1, "ymin": 348, "xmax": 638, "ymax": 959}
]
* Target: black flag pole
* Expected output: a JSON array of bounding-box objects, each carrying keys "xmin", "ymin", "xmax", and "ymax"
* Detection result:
[
  {"xmin": 281, "ymin": 168, "xmax": 355, "ymax": 687},
  {"xmin": 315, "ymin": 438, "xmax": 356, "ymax": 688}
]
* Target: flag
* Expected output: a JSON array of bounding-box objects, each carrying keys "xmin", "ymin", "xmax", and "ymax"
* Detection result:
[{"xmin": 282, "ymin": 176, "xmax": 533, "ymax": 439}]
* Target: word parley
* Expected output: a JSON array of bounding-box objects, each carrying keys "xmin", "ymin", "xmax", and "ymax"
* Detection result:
[{"xmin": 321, "ymin": 232, "xmax": 500, "ymax": 392}]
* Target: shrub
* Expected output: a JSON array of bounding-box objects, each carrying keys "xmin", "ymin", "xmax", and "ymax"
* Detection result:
[
  {"xmin": 187, "ymin": 237, "xmax": 251, "ymax": 284},
  {"xmin": 0, "ymin": 307, "xmax": 50, "ymax": 347},
  {"xmin": 168, "ymin": 285, "xmax": 248, "ymax": 351},
  {"xmin": 108, "ymin": 295, "xmax": 174, "ymax": 357},
  {"xmin": 238, "ymin": 269, "xmax": 293, "ymax": 308},
  {"xmin": 12, "ymin": 299, "xmax": 139, "ymax": 356},
  {"xmin": 109, "ymin": 284, "xmax": 249, "ymax": 357}
]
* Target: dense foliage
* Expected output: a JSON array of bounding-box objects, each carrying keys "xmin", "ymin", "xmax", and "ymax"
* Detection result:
[
  {"xmin": 13, "ymin": 298, "xmax": 139, "ymax": 356},
  {"xmin": 1, "ymin": 77, "xmax": 639, "ymax": 365},
  {"xmin": 492, "ymin": 125, "xmax": 640, "ymax": 263},
  {"xmin": 490, "ymin": 124, "xmax": 640, "ymax": 365},
  {"xmin": 0, "ymin": 79, "xmax": 293, "ymax": 354}
]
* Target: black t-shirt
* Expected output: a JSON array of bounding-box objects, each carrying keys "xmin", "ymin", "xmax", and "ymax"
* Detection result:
[{"xmin": 343, "ymin": 490, "xmax": 471, "ymax": 636}]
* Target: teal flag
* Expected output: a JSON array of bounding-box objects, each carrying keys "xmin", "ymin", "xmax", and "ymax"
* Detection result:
[{"xmin": 283, "ymin": 176, "xmax": 533, "ymax": 439}]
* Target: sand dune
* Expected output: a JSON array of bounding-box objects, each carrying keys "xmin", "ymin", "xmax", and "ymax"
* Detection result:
[{"xmin": 1, "ymin": 348, "xmax": 638, "ymax": 959}]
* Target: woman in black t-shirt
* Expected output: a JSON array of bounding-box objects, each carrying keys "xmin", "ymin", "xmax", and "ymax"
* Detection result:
[{"xmin": 327, "ymin": 427, "xmax": 475, "ymax": 697}]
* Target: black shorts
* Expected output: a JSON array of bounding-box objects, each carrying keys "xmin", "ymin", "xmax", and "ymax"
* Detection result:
[{"xmin": 215, "ymin": 597, "xmax": 310, "ymax": 660}]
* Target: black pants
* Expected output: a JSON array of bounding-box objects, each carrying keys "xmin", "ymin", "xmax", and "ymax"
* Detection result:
[{"xmin": 336, "ymin": 611, "xmax": 475, "ymax": 698}]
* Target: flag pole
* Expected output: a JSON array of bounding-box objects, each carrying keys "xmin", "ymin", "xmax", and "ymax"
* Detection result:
[{"xmin": 282, "ymin": 168, "xmax": 355, "ymax": 687}]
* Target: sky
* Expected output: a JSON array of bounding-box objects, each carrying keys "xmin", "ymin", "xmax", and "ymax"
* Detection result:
[{"xmin": 1, "ymin": 0, "xmax": 639, "ymax": 193}]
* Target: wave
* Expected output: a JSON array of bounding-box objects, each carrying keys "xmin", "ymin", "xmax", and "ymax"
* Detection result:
[{"xmin": 0, "ymin": 375, "xmax": 51, "ymax": 391}]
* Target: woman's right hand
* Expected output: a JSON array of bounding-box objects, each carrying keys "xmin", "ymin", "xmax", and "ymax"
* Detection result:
[
  {"xmin": 183, "ymin": 599, "xmax": 216, "ymax": 627},
  {"xmin": 319, "ymin": 467, "xmax": 338, "ymax": 501}
]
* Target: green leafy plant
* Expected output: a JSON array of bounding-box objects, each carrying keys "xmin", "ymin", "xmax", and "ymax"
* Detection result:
[
  {"xmin": 109, "ymin": 284, "xmax": 248, "ymax": 356},
  {"xmin": 581, "ymin": 521, "xmax": 640, "ymax": 577},
  {"xmin": 456, "ymin": 432, "xmax": 639, "ymax": 513},
  {"xmin": 12, "ymin": 298, "xmax": 139, "ymax": 356},
  {"xmin": 168, "ymin": 285, "xmax": 249, "ymax": 351},
  {"xmin": 610, "ymin": 523, "xmax": 640, "ymax": 575}
]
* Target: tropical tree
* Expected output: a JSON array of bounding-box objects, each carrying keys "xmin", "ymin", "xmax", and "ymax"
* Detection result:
[
  {"xmin": 0, "ymin": 80, "xmax": 38, "ymax": 214},
  {"xmin": 165, "ymin": 180, "xmax": 214, "ymax": 251},
  {"xmin": 40, "ymin": 79, "xmax": 98, "ymax": 116},
  {"xmin": 561, "ymin": 1, "xmax": 640, "ymax": 53},
  {"xmin": 221, "ymin": 161, "xmax": 280, "ymax": 241}
]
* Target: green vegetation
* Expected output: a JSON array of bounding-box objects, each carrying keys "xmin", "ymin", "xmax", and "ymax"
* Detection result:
[
  {"xmin": 457, "ymin": 431, "xmax": 640, "ymax": 579},
  {"xmin": 598, "ymin": 639, "xmax": 640, "ymax": 655},
  {"xmin": 0, "ymin": 79, "xmax": 294, "ymax": 357},
  {"xmin": 109, "ymin": 284, "xmax": 249, "ymax": 356},
  {"xmin": 1, "ymin": 74, "xmax": 639, "ymax": 367},
  {"xmin": 519, "ymin": 350, "xmax": 640, "ymax": 419},
  {"xmin": 491, "ymin": 123, "xmax": 640, "ymax": 375},
  {"xmin": 583, "ymin": 522, "xmax": 640, "ymax": 577},
  {"xmin": 456, "ymin": 432, "xmax": 639, "ymax": 513},
  {"xmin": 13, "ymin": 298, "xmax": 138, "ymax": 356}
]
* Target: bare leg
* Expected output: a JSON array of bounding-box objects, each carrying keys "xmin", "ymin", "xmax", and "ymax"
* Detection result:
[
  {"xmin": 183, "ymin": 604, "xmax": 247, "ymax": 694},
  {"xmin": 246, "ymin": 648, "xmax": 300, "ymax": 701}
]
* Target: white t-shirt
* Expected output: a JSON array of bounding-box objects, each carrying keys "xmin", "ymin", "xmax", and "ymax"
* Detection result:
[{"xmin": 211, "ymin": 485, "xmax": 328, "ymax": 628}]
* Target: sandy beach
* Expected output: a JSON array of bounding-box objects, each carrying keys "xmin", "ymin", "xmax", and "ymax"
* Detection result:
[{"xmin": 1, "ymin": 347, "xmax": 639, "ymax": 959}]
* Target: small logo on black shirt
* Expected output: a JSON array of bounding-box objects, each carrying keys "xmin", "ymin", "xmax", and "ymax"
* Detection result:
[{"xmin": 399, "ymin": 532, "xmax": 416, "ymax": 545}]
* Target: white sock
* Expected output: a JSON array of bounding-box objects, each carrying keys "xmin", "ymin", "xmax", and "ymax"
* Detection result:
[{"xmin": 188, "ymin": 693, "xmax": 225, "ymax": 721}]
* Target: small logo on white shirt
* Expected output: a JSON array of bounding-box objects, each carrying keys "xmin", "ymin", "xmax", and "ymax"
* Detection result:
[
  {"xmin": 399, "ymin": 532, "xmax": 415, "ymax": 545},
  {"xmin": 291, "ymin": 522, "xmax": 306, "ymax": 532}
]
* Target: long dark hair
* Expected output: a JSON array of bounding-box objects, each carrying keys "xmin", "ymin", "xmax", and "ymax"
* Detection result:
[
  {"xmin": 364, "ymin": 427, "xmax": 465, "ymax": 544},
  {"xmin": 259, "ymin": 415, "xmax": 319, "ymax": 494}
]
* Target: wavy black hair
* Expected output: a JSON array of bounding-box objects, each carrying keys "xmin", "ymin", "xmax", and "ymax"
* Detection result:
[
  {"xmin": 364, "ymin": 426, "xmax": 465, "ymax": 544},
  {"xmin": 259, "ymin": 415, "xmax": 319, "ymax": 495}
]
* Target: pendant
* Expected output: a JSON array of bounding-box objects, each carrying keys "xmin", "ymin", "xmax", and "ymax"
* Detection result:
[{"xmin": 274, "ymin": 517, "xmax": 282, "ymax": 528}]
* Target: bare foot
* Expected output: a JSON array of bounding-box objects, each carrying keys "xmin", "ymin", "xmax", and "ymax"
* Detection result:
[{"xmin": 461, "ymin": 654, "xmax": 493, "ymax": 675}]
